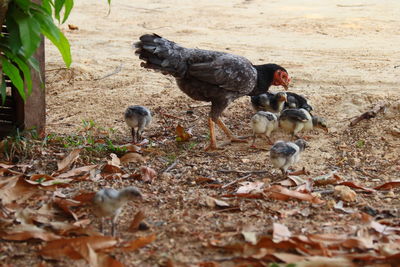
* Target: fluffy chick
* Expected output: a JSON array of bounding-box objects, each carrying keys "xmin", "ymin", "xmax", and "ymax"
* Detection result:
[
  {"xmin": 93, "ymin": 187, "xmax": 142, "ymax": 236},
  {"xmin": 124, "ymin": 105, "xmax": 152, "ymax": 143},
  {"xmin": 279, "ymin": 108, "xmax": 327, "ymax": 139},
  {"xmin": 251, "ymin": 92, "xmax": 287, "ymax": 114},
  {"xmin": 284, "ymin": 92, "xmax": 313, "ymax": 112},
  {"xmin": 270, "ymin": 139, "xmax": 307, "ymax": 176},
  {"xmin": 250, "ymin": 111, "xmax": 278, "ymax": 147}
]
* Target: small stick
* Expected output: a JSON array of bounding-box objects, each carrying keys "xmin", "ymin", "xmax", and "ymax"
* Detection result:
[
  {"xmin": 217, "ymin": 169, "xmax": 268, "ymax": 174},
  {"xmin": 189, "ymin": 103, "xmax": 211, "ymax": 108},
  {"xmin": 394, "ymin": 65, "xmax": 400, "ymax": 68},
  {"xmin": 163, "ymin": 160, "xmax": 178, "ymax": 173},
  {"xmin": 222, "ymin": 174, "xmax": 251, "ymax": 189},
  {"xmin": 159, "ymin": 111, "xmax": 185, "ymax": 120},
  {"xmin": 349, "ymin": 103, "xmax": 386, "ymax": 127},
  {"xmin": 94, "ymin": 64, "xmax": 123, "ymax": 80}
]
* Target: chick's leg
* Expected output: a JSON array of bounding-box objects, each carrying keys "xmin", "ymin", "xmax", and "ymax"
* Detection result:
[
  {"xmin": 217, "ymin": 119, "xmax": 247, "ymax": 143},
  {"xmin": 111, "ymin": 216, "xmax": 117, "ymax": 237},
  {"xmin": 131, "ymin": 128, "xmax": 136, "ymax": 143},
  {"xmin": 205, "ymin": 117, "xmax": 218, "ymax": 151}
]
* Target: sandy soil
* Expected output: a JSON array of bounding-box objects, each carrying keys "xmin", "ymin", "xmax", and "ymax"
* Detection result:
[{"xmin": 37, "ymin": 0, "xmax": 400, "ymax": 265}]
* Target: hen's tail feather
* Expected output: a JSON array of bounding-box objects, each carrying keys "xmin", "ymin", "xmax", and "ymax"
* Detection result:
[{"xmin": 135, "ymin": 34, "xmax": 187, "ymax": 78}]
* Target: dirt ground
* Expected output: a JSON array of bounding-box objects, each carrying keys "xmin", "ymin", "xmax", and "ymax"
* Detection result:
[{"xmin": 3, "ymin": 0, "xmax": 400, "ymax": 266}]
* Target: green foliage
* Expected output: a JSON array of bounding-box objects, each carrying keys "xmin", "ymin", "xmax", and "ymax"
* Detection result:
[{"xmin": 0, "ymin": 0, "xmax": 73, "ymax": 102}]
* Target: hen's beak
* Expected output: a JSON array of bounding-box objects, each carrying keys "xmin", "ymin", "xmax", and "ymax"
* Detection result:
[{"xmin": 283, "ymin": 83, "xmax": 289, "ymax": 90}]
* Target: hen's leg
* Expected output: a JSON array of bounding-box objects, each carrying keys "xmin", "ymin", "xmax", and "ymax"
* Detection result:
[
  {"xmin": 217, "ymin": 119, "xmax": 247, "ymax": 143},
  {"xmin": 205, "ymin": 117, "xmax": 218, "ymax": 151}
]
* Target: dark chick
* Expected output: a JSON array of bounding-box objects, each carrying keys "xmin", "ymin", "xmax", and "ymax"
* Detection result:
[
  {"xmin": 285, "ymin": 92, "xmax": 313, "ymax": 112},
  {"xmin": 134, "ymin": 34, "xmax": 290, "ymax": 150},
  {"xmin": 250, "ymin": 92, "xmax": 287, "ymax": 114},
  {"xmin": 279, "ymin": 108, "xmax": 328, "ymax": 139}
]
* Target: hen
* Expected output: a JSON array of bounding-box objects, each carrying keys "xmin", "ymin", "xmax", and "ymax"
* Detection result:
[{"xmin": 134, "ymin": 34, "xmax": 290, "ymax": 150}]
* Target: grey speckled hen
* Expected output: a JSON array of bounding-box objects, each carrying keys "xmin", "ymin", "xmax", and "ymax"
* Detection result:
[
  {"xmin": 270, "ymin": 139, "xmax": 307, "ymax": 176},
  {"xmin": 93, "ymin": 187, "xmax": 142, "ymax": 236},
  {"xmin": 134, "ymin": 33, "xmax": 291, "ymax": 150},
  {"xmin": 124, "ymin": 105, "xmax": 152, "ymax": 143}
]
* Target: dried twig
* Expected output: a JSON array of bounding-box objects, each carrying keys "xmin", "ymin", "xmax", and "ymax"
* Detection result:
[
  {"xmin": 222, "ymin": 174, "xmax": 252, "ymax": 189},
  {"xmin": 163, "ymin": 160, "xmax": 178, "ymax": 173},
  {"xmin": 217, "ymin": 169, "xmax": 268, "ymax": 174},
  {"xmin": 349, "ymin": 103, "xmax": 386, "ymax": 127},
  {"xmin": 94, "ymin": 64, "xmax": 123, "ymax": 81},
  {"xmin": 189, "ymin": 103, "xmax": 211, "ymax": 108},
  {"xmin": 159, "ymin": 111, "xmax": 185, "ymax": 120}
]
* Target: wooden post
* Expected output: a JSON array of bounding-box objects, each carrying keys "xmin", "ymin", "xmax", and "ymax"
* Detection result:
[{"xmin": 23, "ymin": 36, "xmax": 46, "ymax": 136}]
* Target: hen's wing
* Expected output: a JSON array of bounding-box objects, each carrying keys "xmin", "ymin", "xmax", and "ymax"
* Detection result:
[{"xmin": 188, "ymin": 53, "xmax": 257, "ymax": 94}]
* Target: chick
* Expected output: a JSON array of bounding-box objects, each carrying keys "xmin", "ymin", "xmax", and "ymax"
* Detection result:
[
  {"xmin": 279, "ymin": 108, "xmax": 327, "ymax": 139},
  {"xmin": 93, "ymin": 187, "xmax": 142, "ymax": 236},
  {"xmin": 124, "ymin": 105, "xmax": 152, "ymax": 143},
  {"xmin": 284, "ymin": 92, "xmax": 313, "ymax": 112},
  {"xmin": 270, "ymin": 139, "xmax": 307, "ymax": 176},
  {"xmin": 251, "ymin": 92, "xmax": 287, "ymax": 114},
  {"xmin": 250, "ymin": 111, "xmax": 278, "ymax": 147}
]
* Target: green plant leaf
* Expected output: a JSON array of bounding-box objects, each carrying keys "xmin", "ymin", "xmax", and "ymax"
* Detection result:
[
  {"xmin": 5, "ymin": 16, "xmax": 22, "ymax": 55},
  {"xmin": 1, "ymin": 56, "xmax": 26, "ymax": 100},
  {"xmin": 14, "ymin": 0, "xmax": 31, "ymax": 11},
  {"xmin": 4, "ymin": 52, "xmax": 33, "ymax": 96},
  {"xmin": 0, "ymin": 76, "xmax": 6, "ymax": 105},
  {"xmin": 34, "ymin": 12, "xmax": 71, "ymax": 67},
  {"xmin": 62, "ymin": 0, "xmax": 74, "ymax": 23},
  {"xmin": 14, "ymin": 9, "xmax": 42, "ymax": 58},
  {"xmin": 41, "ymin": 0, "xmax": 53, "ymax": 14},
  {"xmin": 54, "ymin": 0, "xmax": 65, "ymax": 22}
]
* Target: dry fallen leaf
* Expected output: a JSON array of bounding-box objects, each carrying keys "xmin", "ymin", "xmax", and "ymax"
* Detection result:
[
  {"xmin": 53, "ymin": 197, "xmax": 82, "ymax": 220},
  {"xmin": 107, "ymin": 153, "xmax": 121, "ymax": 167},
  {"xmin": 128, "ymin": 210, "xmax": 146, "ymax": 232},
  {"xmin": 119, "ymin": 143, "xmax": 141, "ymax": 153},
  {"xmin": 0, "ymin": 223, "xmax": 60, "ymax": 241},
  {"xmin": 334, "ymin": 185, "xmax": 357, "ymax": 202},
  {"xmin": 266, "ymin": 185, "xmax": 324, "ymax": 204},
  {"xmin": 26, "ymin": 174, "xmax": 73, "ymax": 187},
  {"xmin": 236, "ymin": 181, "xmax": 264, "ymax": 194},
  {"xmin": 205, "ymin": 196, "xmax": 230, "ymax": 208},
  {"xmin": 101, "ymin": 164, "xmax": 123, "ymax": 175},
  {"xmin": 120, "ymin": 234, "xmax": 156, "ymax": 252},
  {"xmin": 140, "ymin": 166, "xmax": 157, "ymax": 183},
  {"xmin": 374, "ymin": 180, "xmax": 400, "ymax": 190},
  {"xmin": 273, "ymin": 223, "xmax": 292, "ymax": 243},
  {"xmin": 39, "ymin": 236, "xmax": 118, "ymax": 260},
  {"xmin": 312, "ymin": 171, "xmax": 342, "ymax": 186},
  {"xmin": 56, "ymin": 165, "xmax": 98, "ymax": 179},
  {"xmin": 242, "ymin": 231, "xmax": 258, "ymax": 245},
  {"xmin": 120, "ymin": 152, "xmax": 146, "ymax": 164},
  {"xmin": 338, "ymin": 181, "xmax": 375, "ymax": 192},
  {"xmin": 0, "ymin": 175, "xmax": 42, "ymax": 204},
  {"xmin": 176, "ymin": 124, "xmax": 192, "ymax": 142},
  {"xmin": 57, "ymin": 148, "xmax": 81, "ymax": 172}
]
